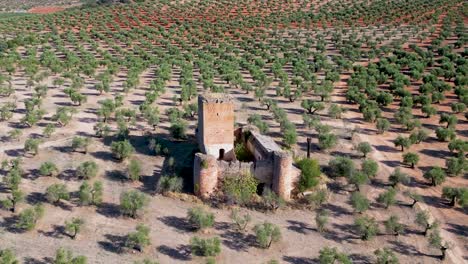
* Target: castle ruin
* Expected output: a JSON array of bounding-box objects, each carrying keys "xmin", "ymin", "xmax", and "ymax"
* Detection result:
[{"xmin": 194, "ymin": 93, "xmax": 300, "ymax": 201}]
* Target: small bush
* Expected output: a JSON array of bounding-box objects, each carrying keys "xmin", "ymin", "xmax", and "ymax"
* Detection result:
[
  {"xmin": 156, "ymin": 174, "xmax": 183, "ymax": 194},
  {"xmin": 127, "ymin": 159, "xmax": 142, "ymax": 181},
  {"xmin": 65, "ymin": 218, "xmax": 84, "ymax": 240},
  {"xmin": 187, "ymin": 207, "xmax": 215, "ymax": 231},
  {"xmin": 111, "ymin": 140, "xmax": 135, "ymax": 160},
  {"xmin": 230, "ymin": 208, "xmax": 251, "ymax": 231},
  {"xmin": 54, "ymin": 248, "xmax": 87, "ymax": 264},
  {"xmin": 39, "ymin": 161, "xmax": 59, "ymax": 177},
  {"xmin": 76, "ymin": 161, "xmax": 98, "ymax": 179},
  {"xmin": 296, "ymin": 158, "xmax": 321, "ymax": 192},
  {"xmin": 234, "ymin": 143, "xmax": 254, "ymax": 161},
  {"xmin": 120, "ymin": 190, "xmax": 149, "ymax": 218},
  {"xmin": 16, "ymin": 204, "xmax": 44, "ymax": 231},
  {"xmin": 423, "ymin": 167, "xmax": 446, "ymax": 186},
  {"xmin": 356, "ymin": 142, "xmax": 372, "ymax": 158},
  {"xmin": 46, "ymin": 183, "xmax": 70, "ymax": 204},
  {"xmin": 328, "ymin": 156, "xmax": 355, "ymax": 178},
  {"xmin": 126, "ymin": 224, "xmax": 151, "ymax": 252},
  {"xmin": 350, "ymin": 192, "xmax": 369, "ymax": 213},
  {"xmin": 222, "ymin": 173, "xmax": 257, "ymax": 205},
  {"xmin": 190, "ymin": 237, "xmax": 221, "ymax": 257},
  {"xmin": 354, "ymin": 215, "xmax": 379, "ymax": 240},
  {"xmin": 254, "ymin": 222, "xmax": 281, "ymax": 249}
]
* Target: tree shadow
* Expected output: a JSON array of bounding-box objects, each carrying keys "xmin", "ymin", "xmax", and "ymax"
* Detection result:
[
  {"xmin": 322, "ymin": 223, "xmax": 359, "ymax": 244},
  {"xmin": 445, "ymin": 223, "xmax": 468, "ymax": 237},
  {"xmin": 421, "ymin": 195, "xmax": 451, "ymax": 209},
  {"xmin": 373, "ymin": 144, "xmax": 400, "ymax": 153},
  {"xmin": 419, "ymin": 148, "xmax": 452, "ymax": 159},
  {"xmin": 381, "ymin": 160, "xmax": 401, "ymax": 168},
  {"xmin": 26, "ymin": 192, "xmax": 47, "ymax": 204},
  {"xmin": 25, "ymin": 169, "xmax": 42, "ymax": 180},
  {"xmin": 38, "ymin": 224, "xmax": 66, "ymax": 239},
  {"xmin": 282, "ymin": 256, "xmax": 317, "ymax": 264},
  {"xmin": 387, "ymin": 240, "xmax": 437, "ymax": 258},
  {"xmin": 104, "ymin": 169, "xmax": 126, "ymax": 182},
  {"xmin": 90, "ymin": 151, "xmax": 115, "ymax": 162},
  {"xmin": 349, "ymin": 253, "xmax": 373, "ymax": 263},
  {"xmin": 4, "ymin": 148, "xmax": 23, "ymax": 157},
  {"xmin": 96, "ymin": 202, "xmax": 121, "ymax": 218},
  {"xmin": 287, "ymin": 220, "xmax": 315, "ymax": 234},
  {"xmin": 98, "ymin": 233, "xmax": 127, "ymax": 254},
  {"xmin": 57, "ymin": 168, "xmax": 78, "ymax": 181},
  {"xmin": 0, "ymin": 215, "xmax": 22, "ymax": 233},
  {"xmin": 157, "ymin": 245, "xmax": 191, "ymax": 261},
  {"xmin": 158, "ymin": 216, "xmax": 193, "ymax": 233},
  {"xmin": 322, "ymin": 203, "xmax": 352, "ymax": 217},
  {"xmin": 24, "ymin": 257, "xmax": 52, "ymax": 264},
  {"xmin": 220, "ymin": 229, "xmax": 255, "ymax": 251}
]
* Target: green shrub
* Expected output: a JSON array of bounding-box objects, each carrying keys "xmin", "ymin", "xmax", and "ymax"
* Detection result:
[
  {"xmin": 39, "ymin": 161, "xmax": 59, "ymax": 177},
  {"xmin": 350, "ymin": 192, "xmax": 369, "ymax": 213},
  {"xmin": 234, "ymin": 143, "xmax": 254, "ymax": 161},
  {"xmin": 328, "ymin": 156, "xmax": 355, "ymax": 178},
  {"xmin": 389, "ymin": 168, "xmax": 410, "ymax": 187},
  {"xmin": 315, "ymin": 209, "xmax": 329, "ymax": 233},
  {"xmin": 361, "ymin": 159, "xmax": 378, "ymax": 178},
  {"xmin": 0, "ymin": 248, "xmax": 19, "ymax": 264},
  {"xmin": 156, "ymin": 174, "xmax": 183, "ymax": 194},
  {"xmin": 374, "ymin": 248, "xmax": 399, "ymax": 264},
  {"xmin": 297, "ymin": 158, "xmax": 321, "ymax": 192},
  {"xmin": 356, "ymin": 142, "xmax": 372, "ymax": 157},
  {"xmin": 354, "ymin": 215, "xmax": 379, "ymax": 240},
  {"xmin": 222, "ymin": 173, "xmax": 257, "ymax": 205},
  {"xmin": 54, "ymin": 248, "xmax": 87, "ymax": 264},
  {"xmin": 120, "ymin": 190, "xmax": 149, "ymax": 218},
  {"xmin": 254, "ymin": 222, "xmax": 281, "ymax": 249},
  {"xmin": 79, "ymin": 181, "xmax": 103, "ymax": 206},
  {"xmin": 230, "ymin": 208, "xmax": 251, "ymax": 231},
  {"xmin": 127, "ymin": 159, "xmax": 142, "ymax": 181},
  {"xmin": 169, "ymin": 121, "xmax": 188, "ymax": 139},
  {"xmin": 306, "ymin": 189, "xmax": 328, "ymax": 208},
  {"xmin": 318, "ymin": 133, "xmax": 337, "ymax": 150},
  {"xmin": 190, "ymin": 237, "xmax": 221, "ymax": 257},
  {"xmin": 65, "ymin": 218, "xmax": 84, "ymax": 240},
  {"xmin": 377, "ymin": 187, "xmax": 397, "ymax": 209},
  {"xmin": 384, "ymin": 215, "xmax": 403, "ymax": 236},
  {"xmin": 423, "ymin": 167, "xmax": 446, "ymax": 186},
  {"xmin": 111, "ymin": 140, "xmax": 135, "ymax": 160},
  {"xmin": 46, "ymin": 183, "xmax": 70, "ymax": 204},
  {"xmin": 16, "ymin": 204, "xmax": 44, "ymax": 231},
  {"xmin": 319, "ymin": 247, "xmax": 351, "ymax": 264},
  {"xmin": 126, "ymin": 224, "xmax": 151, "ymax": 252},
  {"xmin": 76, "ymin": 161, "xmax": 98, "ymax": 179},
  {"xmin": 187, "ymin": 207, "xmax": 215, "ymax": 231}
]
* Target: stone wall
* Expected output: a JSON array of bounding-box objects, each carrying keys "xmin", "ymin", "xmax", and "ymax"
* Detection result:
[{"xmin": 197, "ymin": 94, "xmax": 234, "ymax": 159}]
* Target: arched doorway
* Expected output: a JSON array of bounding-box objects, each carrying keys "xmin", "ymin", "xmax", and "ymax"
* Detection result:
[{"xmin": 219, "ymin": 149, "xmax": 225, "ymax": 160}]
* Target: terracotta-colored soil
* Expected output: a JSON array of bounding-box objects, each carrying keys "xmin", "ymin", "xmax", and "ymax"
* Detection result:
[{"xmin": 28, "ymin": 6, "xmax": 65, "ymax": 14}]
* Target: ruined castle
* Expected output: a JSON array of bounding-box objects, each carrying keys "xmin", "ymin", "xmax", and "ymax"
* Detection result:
[{"xmin": 193, "ymin": 93, "xmax": 300, "ymax": 201}]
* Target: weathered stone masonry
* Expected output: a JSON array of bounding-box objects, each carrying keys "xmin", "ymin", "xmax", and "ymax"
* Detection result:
[{"xmin": 194, "ymin": 93, "xmax": 300, "ymax": 201}]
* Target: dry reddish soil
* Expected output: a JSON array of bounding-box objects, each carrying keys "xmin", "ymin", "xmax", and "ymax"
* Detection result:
[{"xmin": 28, "ymin": 6, "xmax": 66, "ymax": 14}]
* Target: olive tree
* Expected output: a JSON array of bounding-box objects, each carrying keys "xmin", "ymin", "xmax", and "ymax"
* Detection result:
[
  {"xmin": 120, "ymin": 190, "xmax": 149, "ymax": 218},
  {"xmin": 126, "ymin": 224, "xmax": 151, "ymax": 252},
  {"xmin": 65, "ymin": 217, "xmax": 84, "ymax": 239},
  {"xmin": 254, "ymin": 222, "xmax": 281, "ymax": 249}
]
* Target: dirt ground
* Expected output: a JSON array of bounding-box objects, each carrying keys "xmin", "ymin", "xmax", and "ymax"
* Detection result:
[
  {"xmin": 0, "ymin": 1, "xmax": 466, "ymax": 263},
  {"xmin": 0, "ymin": 60, "xmax": 465, "ymax": 263}
]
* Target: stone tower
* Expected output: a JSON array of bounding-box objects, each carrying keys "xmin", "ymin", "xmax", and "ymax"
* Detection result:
[{"xmin": 197, "ymin": 93, "xmax": 234, "ymax": 160}]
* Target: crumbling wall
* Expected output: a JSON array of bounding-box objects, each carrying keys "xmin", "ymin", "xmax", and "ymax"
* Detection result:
[
  {"xmin": 272, "ymin": 151, "xmax": 295, "ymax": 201},
  {"xmin": 193, "ymin": 153, "xmax": 218, "ymax": 199}
]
